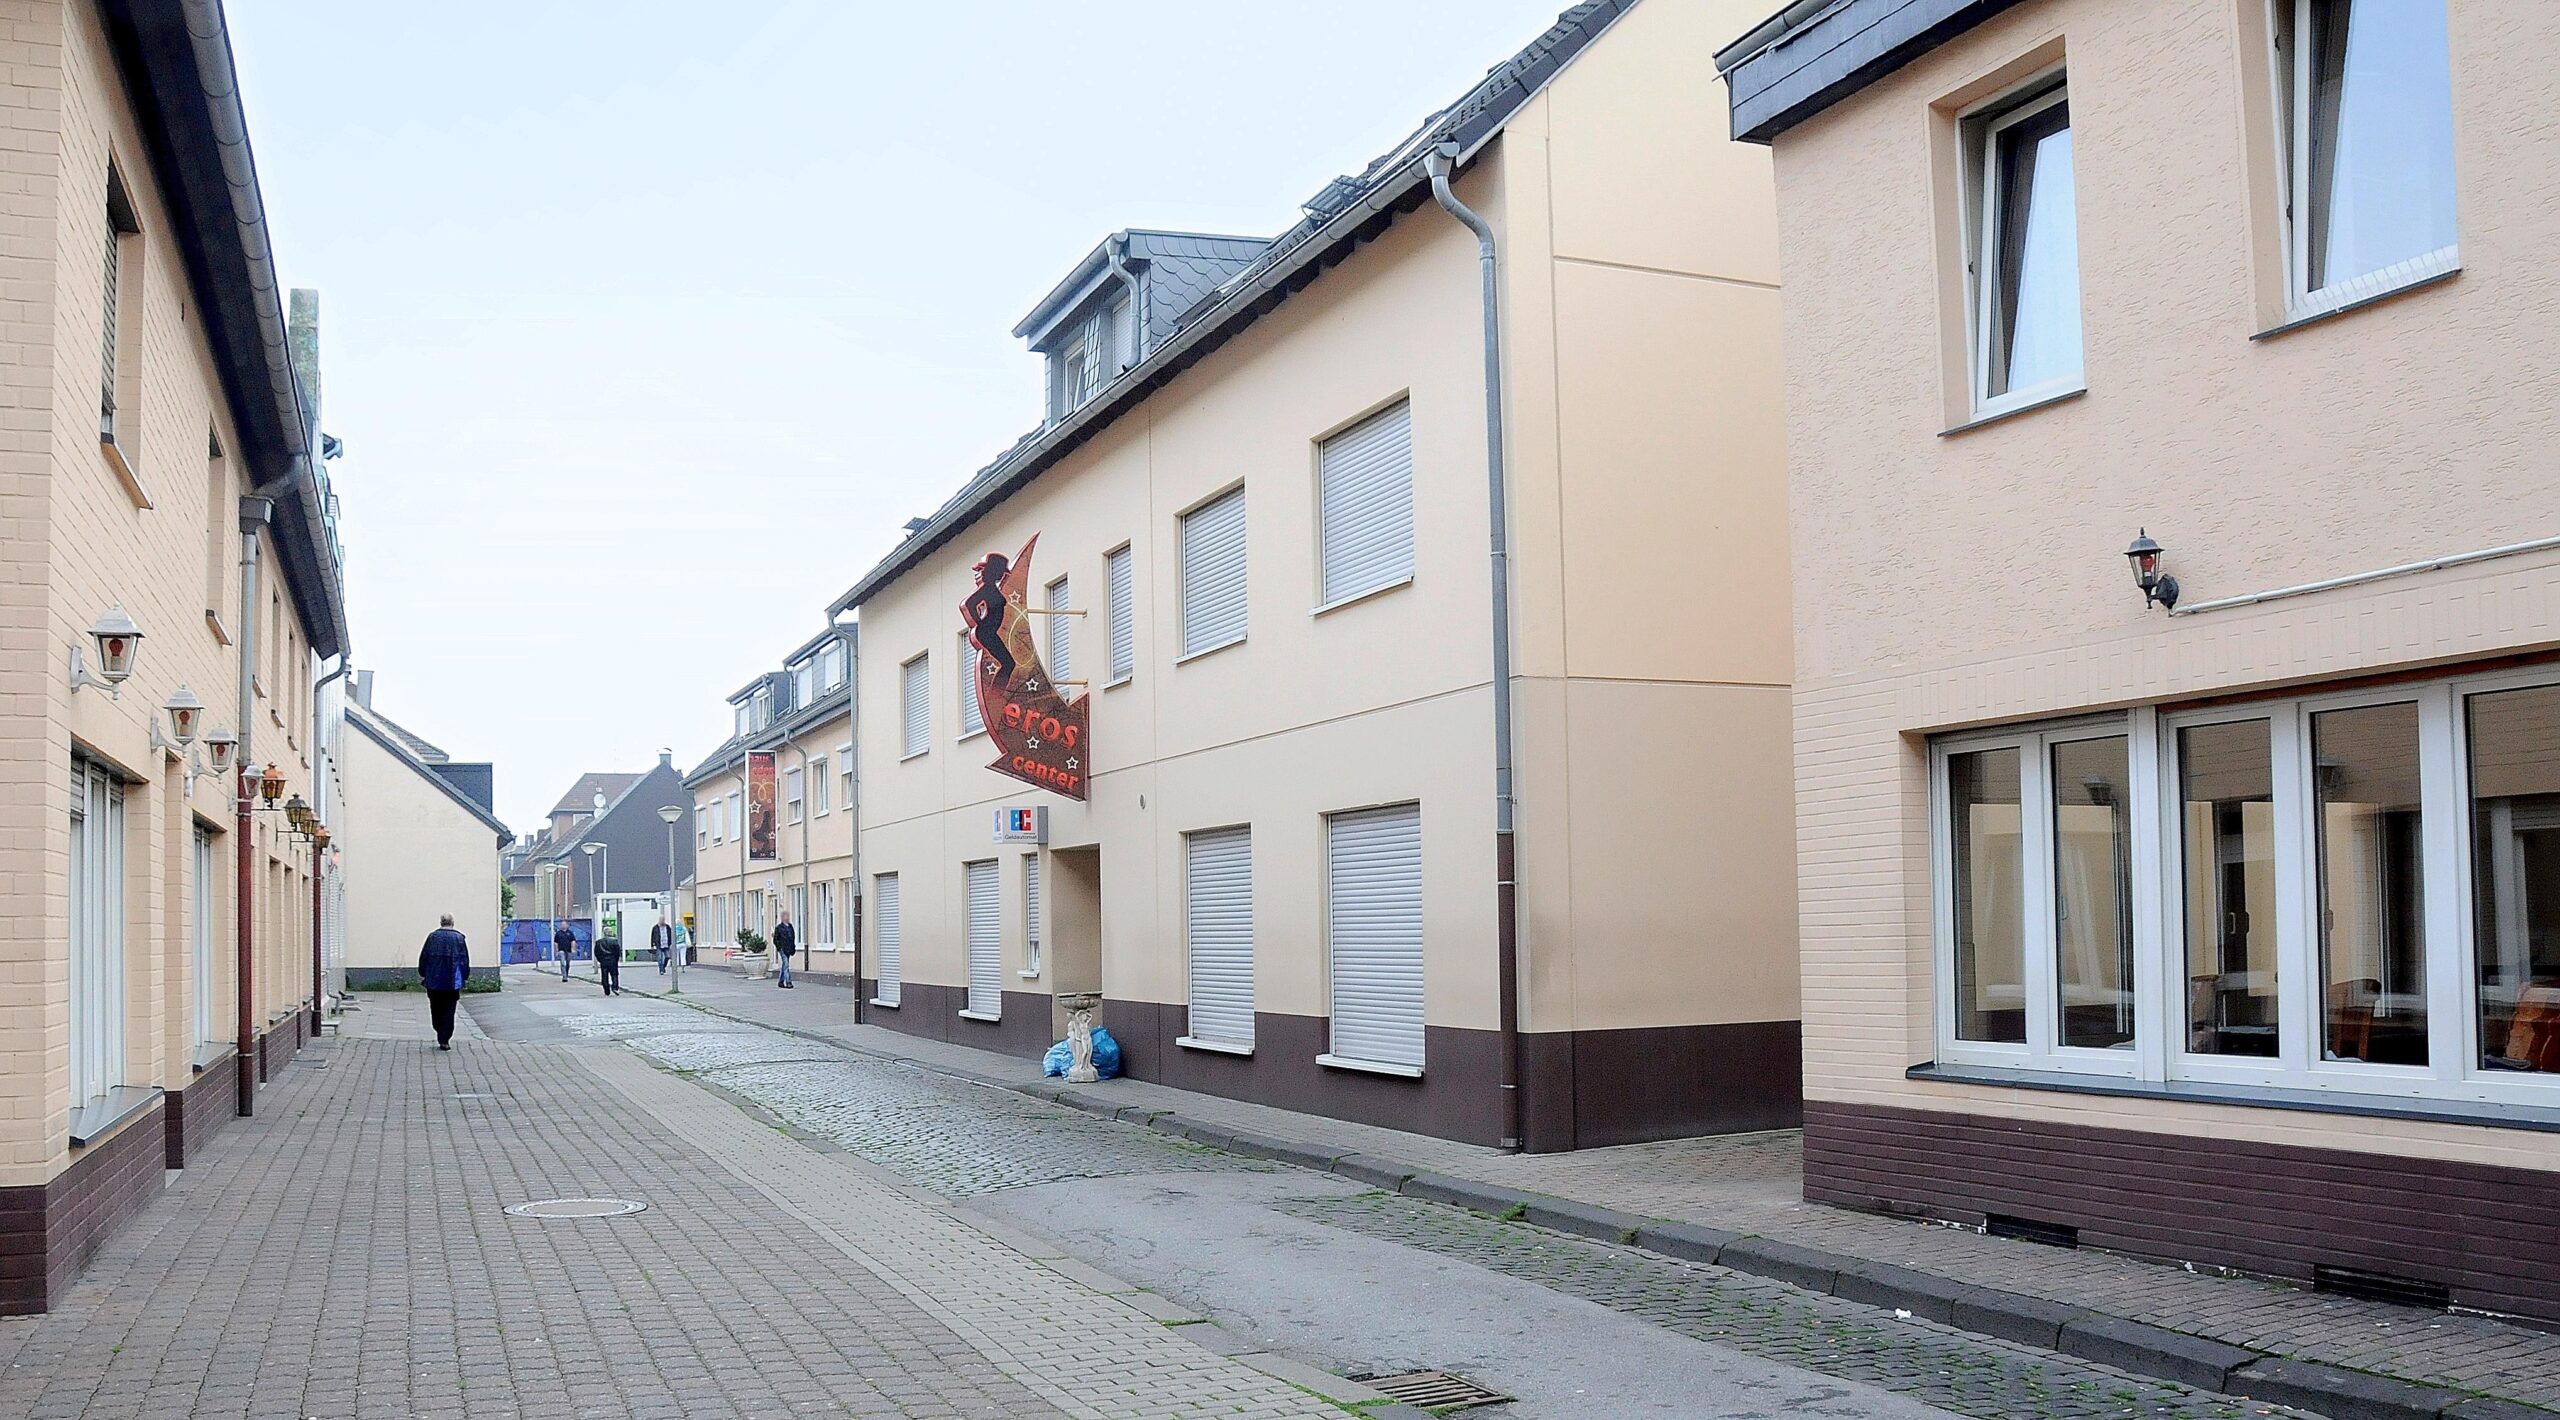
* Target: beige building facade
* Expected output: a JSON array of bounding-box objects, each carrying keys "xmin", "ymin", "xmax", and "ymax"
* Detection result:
[
  {"xmin": 0, "ymin": 0, "xmax": 346, "ymax": 1312},
  {"xmin": 687, "ymin": 627, "xmax": 858, "ymax": 980},
  {"xmin": 338, "ymin": 694, "xmax": 507, "ymax": 989},
  {"xmin": 1722, "ymin": 0, "xmax": 2560, "ymax": 1322},
  {"xmin": 838, "ymin": 0, "xmax": 1798, "ymax": 1151}
]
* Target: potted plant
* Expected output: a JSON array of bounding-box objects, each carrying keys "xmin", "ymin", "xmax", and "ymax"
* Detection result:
[{"xmin": 733, "ymin": 927, "xmax": 771, "ymax": 980}]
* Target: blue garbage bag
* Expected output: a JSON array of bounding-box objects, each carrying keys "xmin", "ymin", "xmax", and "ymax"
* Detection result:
[{"xmin": 1042, "ymin": 1027, "xmax": 1124, "ymax": 1080}]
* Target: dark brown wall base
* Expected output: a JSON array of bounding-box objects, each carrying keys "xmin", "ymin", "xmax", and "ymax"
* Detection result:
[
  {"xmin": 1520, "ymin": 1020, "xmax": 1802, "ymax": 1151},
  {"xmin": 1111, "ymin": 1002, "xmax": 1510, "ymax": 1147},
  {"xmin": 164, "ymin": 1062, "xmax": 238, "ymax": 1169},
  {"xmin": 255, "ymin": 1015, "xmax": 304, "ymax": 1083},
  {"xmin": 0, "ymin": 1100, "xmax": 167, "ymax": 1315},
  {"xmin": 1806, "ymin": 1099, "xmax": 2560, "ymax": 1327},
  {"xmin": 857, "ymin": 981, "xmax": 1055, "ymax": 1060}
]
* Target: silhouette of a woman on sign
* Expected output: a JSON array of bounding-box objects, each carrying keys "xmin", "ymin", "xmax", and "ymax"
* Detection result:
[{"xmin": 965, "ymin": 552, "xmax": 1018, "ymax": 685}]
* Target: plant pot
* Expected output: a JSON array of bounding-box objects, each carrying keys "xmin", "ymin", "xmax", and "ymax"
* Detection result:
[{"xmin": 734, "ymin": 951, "xmax": 771, "ymax": 980}]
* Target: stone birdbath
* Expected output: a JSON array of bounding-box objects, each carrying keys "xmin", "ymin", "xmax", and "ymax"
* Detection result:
[{"xmin": 1057, "ymin": 992, "xmax": 1104, "ymax": 1083}]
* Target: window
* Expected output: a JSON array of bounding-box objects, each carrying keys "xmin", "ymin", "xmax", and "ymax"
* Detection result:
[
  {"xmin": 815, "ymin": 880, "xmax": 835, "ymax": 949},
  {"xmin": 811, "ymin": 755, "xmax": 830, "ymax": 815},
  {"xmin": 1045, "ymin": 577, "xmax": 1072, "ymax": 686},
  {"xmin": 696, "ymin": 806, "xmax": 709, "ymax": 851},
  {"xmin": 1050, "ymin": 299, "xmax": 1129, "ymax": 422},
  {"xmin": 1932, "ymin": 667, "xmax": 2560, "ymax": 1108},
  {"xmin": 958, "ymin": 634, "xmax": 986, "ymax": 738},
  {"xmin": 1178, "ymin": 488, "xmax": 1248, "ymax": 658},
  {"xmin": 71, "ymin": 761, "xmax": 127, "ymax": 1113},
  {"xmin": 2275, "ymin": 0, "xmax": 2460, "ymax": 315},
  {"xmin": 1182, "ymin": 826, "xmax": 1255, "ymax": 1051},
  {"xmin": 1318, "ymin": 401, "xmax": 1415, "ymax": 606},
  {"xmin": 826, "ymin": 641, "xmax": 849, "ymax": 689},
  {"xmin": 727, "ymin": 792, "xmax": 742, "ymax": 842},
  {"xmin": 1323, "ymin": 804, "xmax": 1424, "ymax": 1074},
  {"xmin": 1106, "ymin": 545, "xmax": 1135, "ymax": 684},
  {"xmin": 872, "ymin": 873, "xmax": 902, "ymax": 1005},
  {"xmin": 784, "ymin": 767, "xmax": 804, "ymax": 825},
  {"xmin": 788, "ymin": 884, "xmax": 807, "ymax": 940},
  {"xmin": 101, "ymin": 164, "xmax": 138, "ymax": 442},
  {"xmin": 735, "ymin": 704, "xmax": 751, "ymax": 738},
  {"xmin": 204, "ymin": 431, "xmax": 229, "ymax": 618},
  {"xmin": 1965, "ymin": 77, "xmax": 2083, "ymax": 413},
  {"xmin": 839, "ymin": 745, "xmax": 855, "ymax": 812},
  {"xmin": 1022, "ymin": 854, "xmax": 1043, "ymax": 977},
  {"xmin": 192, "ymin": 827, "xmax": 217, "ymax": 1048},
  {"xmin": 794, "ymin": 662, "xmax": 816, "ymax": 708},
  {"xmin": 900, "ymin": 654, "xmax": 930, "ymax": 757},
  {"xmin": 962, "ymin": 860, "xmax": 1000, "ymax": 1018},
  {"xmin": 753, "ymin": 685, "xmax": 774, "ymax": 729}
]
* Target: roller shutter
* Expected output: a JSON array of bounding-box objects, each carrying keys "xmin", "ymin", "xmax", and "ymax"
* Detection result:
[
  {"xmin": 1326, "ymin": 804, "xmax": 1424, "ymax": 1070},
  {"xmin": 1179, "ymin": 488, "xmax": 1247, "ymax": 656},
  {"xmin": 1183, "ymin": 827, "xmax": 1254, "ymax": 1048},
  {"xmin": 1318, "ymin": 401, "xmax": 1415, "ymax": 605},
  {"xmin": 872, "ymin": 873, "xmax": 901, "ymax": 1004},
  {"xmin": 964, "ymin": 860, "xmax": 1001, "ymax": 1017}
]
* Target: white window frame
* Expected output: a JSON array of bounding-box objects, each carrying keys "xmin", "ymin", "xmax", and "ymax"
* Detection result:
[
  {"xmin": 2271, "ymin": 0, "xmax": 2463, "ymax": 321},
  {"xmin": 957, "ymin": 633, "xmax": 986, "ymax": 740},
  {"xmin": 191, "ymin": 826, "xmax": 216, "ymax": 1049},
  {"xmin": 814, "ymin": 880, "xmax": 835, "ymax": 949},
  {"xmin": 1105, "ymin": 544, "xmax": 1135, "ymax": 687},
  {"xmin": 1020, "ymin": 853, "xmax": 1043, "ymax": 979},
  {"xmin": 1045, "ymin": 576, "xmax": 1072, "ymax": 687},
  {"xmin": 960, "ymin": 858, "xmax": 1001, "ymax": 1020},
  {"xmin": 1931, "ymin": 666, "xmax": 2560, "ymax": 1113},
  {"xmin": 838, "ymin": 743, "xmax": 855, "ymax": 809},
  {"xmin": 727, "ymin": 791, "xmax": 742, "ymax": 841},
  {"xmin": 900, "ymin": 653, "xmax": 931, "ymax": 759},
  {"xmin": 871, "ymin": 872, "xmax": 902, "ymax": 1007},
  {"xmin": 820, "ymin": 641, "xmax": 846, "ymax": 690},
  {"xmin": 696, "ymin": 806, "xmax": 709, "ymax": 850},
  {"xmin": 784, "ymin": 766, "xmax": 804, "ymax": 825},
  {"xmin": 810, "ymin": 754, "xmax": 830, "ymax": 816},
  {"xmin": 1177, "ymin": 486, "xmax": 1248, "ymax": 662},
  {"xmin": 70, "ymin": 760, "xmax": 127, "ymax": 1114},
  {"xmin": 1961, "ymin": 75, "xmax": 2085, "ymax": 420}
]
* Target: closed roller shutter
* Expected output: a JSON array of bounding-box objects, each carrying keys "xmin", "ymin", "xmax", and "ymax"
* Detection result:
[
  {"xmin": 1179, "ymin": 488, "xmax": 1247, "ymax": 656},
  {"xmin": 1318, "ymin": 401, "xmax": 1415, "ymax": 605},
  {"xmin": 1326, "ymin": 803, "xmax": 1424, "ymax": 1070},
  {"xmin": 964, "ymin": 860, "xmax": 1001, "ymax": 1017},
  {"xmin": 957, "ymin": 634, "xmax": 985, "ymax": 736},
  {"xmin": 872, "ymin": 873, "xmax": 901, "ymax": 1005},
  {"xmin": 901, "ymin": 656, "xmax": 930, "ymax": 756},
  {"xmin": 1023, "ymin": 855, "xmax": 1043, "ymax": 972},
  {"xmin": 1107, "ymin": 546, "xmax": 1134, "ymax": 680},
  {"xmin": 1183, "ymin": 827, "xmax": 1254, "ymax": 1048},
  {"xmin": 1046, "ymin": 577, "xmax": 1072, "ymax": 684}
]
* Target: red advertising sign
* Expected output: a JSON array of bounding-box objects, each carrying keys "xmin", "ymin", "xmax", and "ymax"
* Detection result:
[
  {"xmin": 745, "ymin": 751, "xmax": 779, "ymax": 862},
  {"xmin": 961, "ymin": 535, "xmax": 1090, "ymax": 801}
]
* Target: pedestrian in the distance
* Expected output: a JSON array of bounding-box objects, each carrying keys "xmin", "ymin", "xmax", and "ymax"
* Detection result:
[
  {"xmin": 595, "ymin": 925, "xmax": 623, "ymax": 996},
  {"xmin": 772, "ymin": 911, "xmax": 797, "ymax": 989},
  {"xmin": 418, "ymin": 914, "xmax": 470, "ymax": 1051},
  {"xmin": 552, "ymin": 921, "xmax": 575, "ymax": 981},
  {"xmin": 652, "ymin": 914, "xmax": 675, "ymax": 975}
]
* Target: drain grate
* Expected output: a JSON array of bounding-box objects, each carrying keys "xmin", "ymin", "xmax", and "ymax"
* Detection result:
[
  {"xmin": 1359, "ymin": 1370, "xmax": 1509, "ymax": 1410},
  {"xmin": 503, "ymin": 1197, "xmax": 646, "ymax": 1219}
]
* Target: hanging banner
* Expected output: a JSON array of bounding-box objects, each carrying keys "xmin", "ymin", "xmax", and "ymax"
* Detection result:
[
  {"xmin": 745, "ymin": 751, "xmax": 779, "ymax": 861},
  {"xmin": 960, "ymin": 534, "xmax": 1090, "ymax": 801}
]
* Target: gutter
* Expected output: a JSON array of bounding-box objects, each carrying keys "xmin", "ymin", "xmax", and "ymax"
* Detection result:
[
  {"xmin": 233, "ymin": 492, "xmax": 271, "ymax": 1117},
  {"xmin": 1423, "ymin": 142, "xmax": 1526, "ymax": 1154},
  {"xmin": 311, "ymin": 656, "xmax": 350, "ymax": 1030}
]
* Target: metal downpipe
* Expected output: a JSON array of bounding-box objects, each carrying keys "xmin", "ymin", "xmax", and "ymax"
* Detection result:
[
  {"xmin": 311, "ymin": 656, "xmax": 349, "ymax": 1030},
  {"xmin": 1425, "ymin": 141, "xmax": 1525, "ymax": 1152}
]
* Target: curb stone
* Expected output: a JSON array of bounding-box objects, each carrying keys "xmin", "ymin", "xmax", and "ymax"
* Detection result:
[{"xmin": 638, "ymin": 987, "xmax": 2560, "ymax": 1420}]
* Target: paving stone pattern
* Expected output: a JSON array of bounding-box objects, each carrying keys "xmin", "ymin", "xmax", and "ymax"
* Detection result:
[
  {"xmin": 1281, "ymin": 1192, "xmax": 2313, "ymax": 1420},
  {"xmin": 618, "ymin": 969, "xmax": 2560, "ymax": 1412}
]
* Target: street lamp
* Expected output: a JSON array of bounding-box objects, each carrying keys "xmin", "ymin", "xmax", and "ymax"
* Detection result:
[
  {"xmin": 656, "ymin": 803, "xmax": 684, "ymax": 994},
  {"xmin": 582, "ymin": 840, "xmax": 608, "ymax": 925}
]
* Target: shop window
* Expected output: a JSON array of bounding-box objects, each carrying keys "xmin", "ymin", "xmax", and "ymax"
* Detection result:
[{"xmin": 2467, "ymin": 684, "xmax": 2560, "ymax": 1075}]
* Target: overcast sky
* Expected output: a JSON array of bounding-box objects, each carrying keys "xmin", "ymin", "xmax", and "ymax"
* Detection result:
[{"xmin": 226, "ymin": 0, "xmax": 1573, "ymax": 836}]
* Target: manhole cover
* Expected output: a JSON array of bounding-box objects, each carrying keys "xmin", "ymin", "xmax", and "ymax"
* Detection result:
[
  {"xmin": 1360, "ymin": 1370, "xmax": 1510, "ymax": 1410},
  {"xmin": 503, "ymin": 1197, "xmax": 646, "ymax": 1219}
]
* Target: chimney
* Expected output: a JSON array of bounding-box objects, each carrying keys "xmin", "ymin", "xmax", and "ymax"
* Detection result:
[
  {"xmin": 288, "ymin": 289, "xmax": 322, "ymax": 433},
  {"xmin": 659, "ymin": 748, "xmax": 674, "ymax": 770}
]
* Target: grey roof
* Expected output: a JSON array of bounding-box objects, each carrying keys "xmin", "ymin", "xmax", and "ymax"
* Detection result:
[
  {"xmin": 343, "ymin": 703, "xmax": 510, "ymax": 843},
  {"xmin": 830, "ymin": 1, "xmax": 1637, "ymax": 615},
  {"xmin": 1714, "ymin": 0, "xmax": 2022, "ymax": 143},
  {"xmin": 548, "ymin": 772, "xmax": 641, "ymax": 818},
  {"xmin": 1013, "ymin": 231, "xmax": 1273, "ymax": 352},
  {"xmin": 683, "ymin": 683, "xmax": 853, "ymax": 789}
]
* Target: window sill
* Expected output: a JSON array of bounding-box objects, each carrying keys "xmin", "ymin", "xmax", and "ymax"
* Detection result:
[
  {"xmin": 69, "ymin": 1085, "xmax": 163, "ymax": 1148},
  {"xmin": 2253, "ymin": 265, "xmax": 2462, "ymax": 342},
  {"xmin": 205, "ymin": 611, "xmax": 232, "ymax": 647},
  {"xmin": 957, "ymin": 728, "xmax": 987, "ymax": 744},
  {"xmin": 956, "ymin": 1008, "xmax": 1002, "ymax": 1024},
  {"xmin": 1317, "ymin": 1052, "xmax": 1422, "ymax": 1080},
  {"xmin": 1312, "ymin": 576, "xmax": 1413, "ymax": 619},
  {"xmin": 898, "ymin": 750, "xmax": 929, "ymax": 764},
  {"xmin": 1103, "ymin": 674, "xmax": 1132, "ymax": 692},
  {"xmin": 191, "ymin": 1041, "xmax": 236, "ymax": 1073},
  {"xmin": 1939, "ymin": 386, "xmax": 2085, "ymax": 438},
  {"xmin": 1178, "ymin": 1035, "xmax": 1254, "ymax": 1058},
  {"xmin": 1173, "ymin": 636, "xmax": 1246, "ymax": 668},
  {"xmin": 1016, "ymin": 968, "xmax": 1041, "ymax": 980},
  {"xmin": 99, "ymin": 434, "xmax": 153, "ymax": 510},
  {"xmin": 1907, "ymin": 1061, "xmax": 2560, "ymax": 1135},
  {"xmin": 868, "ymin": 997, "xmax": 900, "ymax": 1009}
]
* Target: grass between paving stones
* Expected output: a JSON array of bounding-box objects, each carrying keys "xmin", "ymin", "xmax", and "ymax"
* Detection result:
[{"xmin": 1281, "ymin": 1192, "xmax": 2308, "ymax": 1420}]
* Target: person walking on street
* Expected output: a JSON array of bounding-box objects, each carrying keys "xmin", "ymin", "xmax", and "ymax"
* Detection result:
[
  {"xmin": 553, "ymin": 921, "xmax": 576, "ymax": 981},
  {"xmin": 418, "ymin": 914, "xmax": 471, "ymax": 1051},
  {"xmin": 595, "ymin": 925, "xmax": 623, "ymax": 996},
  {"xmin": 652, "ymin": 914, "xmax": 675, "ymax": 975},
  {"xmin": 772, "ymin": 912, "xmax": 798, "ymax": 989}
]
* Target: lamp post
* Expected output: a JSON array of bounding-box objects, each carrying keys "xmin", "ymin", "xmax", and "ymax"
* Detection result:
[
  {"xmin": 657, "ymin": 804, "xmax": 684, "ymax": 994},
  {"xmin": 582, "ymin": 841, "xmax": 608, "ymax": 930}
]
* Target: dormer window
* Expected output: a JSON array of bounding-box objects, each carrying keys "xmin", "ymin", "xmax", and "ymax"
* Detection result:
[
  {"xmin": 752, "ymin": 685, "xmax": 774, "ymax": 729},
  {"xmin": 1050, "ymin": 297, "xmax": 1128, "ymax": 422}
]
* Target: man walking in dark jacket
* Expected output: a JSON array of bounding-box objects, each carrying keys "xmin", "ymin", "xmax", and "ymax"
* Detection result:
[
  {"xmin": 772, "ymin": 912, "xmax": 798, "ymax": 989},
  {"xmin": 652, "ymin": 914, "xmax": 675, "ymax": 974},
  {"xmin": 419, "ymin": 915, "xmax": 471, "ymax": 1051},
  {"xmin": 595, "ymin": 925, "xmax": 623, "ymax": 996},
  {"xmin": 552, "ymin": 922, "xmax": 576, "ymax": 981}
]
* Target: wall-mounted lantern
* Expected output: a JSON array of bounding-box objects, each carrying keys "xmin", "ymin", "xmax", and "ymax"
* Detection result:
[
  {"xmin": 67, "ymin": 605, "xmax": 144, "ymax": 695},
  {"xmin": 2126, "ymin": 530, "xmax": 2181, "ymax": 611},
  {"xmin": 257, "ymin": 762, "xmax": 287, "ymax": 807},
  {"xmin": 202, "ymin": 728, "xmax": 239, "ymax": 778},
  {"xmin": 284, "ymin": 794, "xmax": 313, "ymax": 834}
]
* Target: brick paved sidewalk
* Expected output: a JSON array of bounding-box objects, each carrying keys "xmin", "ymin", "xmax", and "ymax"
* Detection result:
[
  {"xmin": 603, "ymin": 965, "xmax": 2560, "ymax": 1415},
  {"xmin": 0, "ymin": 1005, "xmax": 1342, "ymax": 1420}
]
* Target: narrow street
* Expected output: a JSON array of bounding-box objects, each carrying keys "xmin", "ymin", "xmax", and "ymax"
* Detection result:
[{"xmin": 0, "ymin": 969, "xmax": 2335, "ymax": 1419}]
